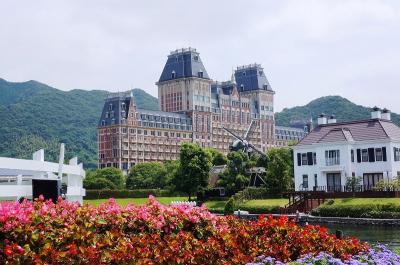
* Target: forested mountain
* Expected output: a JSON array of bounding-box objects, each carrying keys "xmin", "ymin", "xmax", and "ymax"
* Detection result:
[
  {"xmin": 0, "ymin": 78, "xmax": 159, "ymax": 168},
  {"xmin": 275, "ymin": 95, "xmax": 400, "ymax": 127},
  {"xmin": 1, "ymin": 78, "xmax": 398, "ymax": 169}
]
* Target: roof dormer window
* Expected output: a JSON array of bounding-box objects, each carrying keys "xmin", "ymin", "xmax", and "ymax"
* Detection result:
[
  {"xmin": 242, "ymin": 71, "xmax": 246, "ymax": 76},
  {"xmin": 240, "ymin": 84, "xmax": 244, "ymax": 91},
  {"xmin": 193, "ymin": 55, "xmax": 199, "ymax": 61},
  {"xmin": 121, "ymin": 103, "xmax": 126, "ymax": 110},
  {"xmin": 108, "ymin": 104, "xmax": 113, "ymax": 111},
  {"xmin": 101, "ymin": 120, "xmax": 106, "ymax": 126},
  {"xmin": 171, "ymin": 71, "xmax": 176, "ymax": 79},
  {"xmin": 198, "ymin": 71, "xmax": 203, "ymax": 78}
]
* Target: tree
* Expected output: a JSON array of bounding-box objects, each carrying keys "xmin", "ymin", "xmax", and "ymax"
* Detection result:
[
  {"xmin": 205, "ymin": 148, "xmax": 228, "ymax": 166},
  {"xmin": 83, "ymin": 167, "xmax": 125, "ymax": 190},
  {"xmin": 172, "ymin": 143, "xmax": 212, "ymax": 200},
  {"xmin": 164, "ymin": 160, "xmax": 180, "ymax": 190},
  {"xmin": 217, "ymin": 151, "xmax": 250, "ymax": 194},
  {"xmin": 265, "ymin": 148, "xmax": 294, "ymax": 195},
  {"xmin": 346, "ymin": 175, "xmax": 361, "ymax": 192},
  {"xmin": 84, "ymin": 175, "xmax": 117, "ymax": 190},
  {"xmin": 126, "ymin": 162, "xmax": 167, "ymax": 189}
]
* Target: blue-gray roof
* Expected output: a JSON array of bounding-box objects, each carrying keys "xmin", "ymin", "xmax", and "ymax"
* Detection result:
[
  {"xmin": 98, "ymin": 92, "xmax": 132, "ymax": 127},
  {"xmin": 211, "ymin": 81, "xmax": 235, "ymax": 96},
  {"xmin": 235, "ymin": 64, "xmax": 273, "ymax": 92},
  {"xmin": 158, "ymin": 48, "xmax": 210, "ymax": 82}
]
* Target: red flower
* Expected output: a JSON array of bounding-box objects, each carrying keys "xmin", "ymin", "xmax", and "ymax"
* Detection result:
[
  {"xmin": 4, "ymin": 245, "xmax": 13, "ymax": 257},
  {"xmin": 68, "ymin": 243, "xmax": 77, "ymax": 255}
]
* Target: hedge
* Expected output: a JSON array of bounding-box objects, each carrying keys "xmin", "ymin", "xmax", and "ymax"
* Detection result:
[
  {"xmin": 311, "ymin": 203, "xmax": 400, "ymax": 219},
  {"xmin": 85, "ymin": 189, "xmax": 185, "ymax": 200}
]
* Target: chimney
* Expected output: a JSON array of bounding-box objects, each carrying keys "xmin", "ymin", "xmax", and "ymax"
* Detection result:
[
  {"xmin": 318, "ymin": 113, "xmax": 328, "ymax": 126},
  {"xmin": 327, "ymin": 114, "xmax": 337, "ymax": 124},
  {"xmin": 381, "ymin": 108, "xmax": 391, "ymax": 120},
  {"xmin": 371, "ymin": 106, "xmax": 382, "ymax": 119}
]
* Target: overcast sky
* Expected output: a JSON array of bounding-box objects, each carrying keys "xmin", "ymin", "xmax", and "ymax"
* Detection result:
[{"xmin": 1, "ymin": 0, "xmax": 400, "ymax": 112}]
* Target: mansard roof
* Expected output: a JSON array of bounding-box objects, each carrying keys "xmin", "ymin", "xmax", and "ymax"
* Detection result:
[
  {"xmin": 158, "ymin": 48, "xmax": 210, "ymax": 82},
  {"xmin": 98, "ymin": 91, "xmax": 133, "ymax": 127},
  {"xmin": 234, "ymin": 64, "xmax": 274, "ymax": 92},
  {"xmin": 297, "ymin": 119, "xmax": 400, "ymax": 146}
]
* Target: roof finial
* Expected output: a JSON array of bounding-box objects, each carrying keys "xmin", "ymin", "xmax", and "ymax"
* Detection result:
[{"xmin": 231, "ymin": 67, "xmax": 236, "ymax": 84}]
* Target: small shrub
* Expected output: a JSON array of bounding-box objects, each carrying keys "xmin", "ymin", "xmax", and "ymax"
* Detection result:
[
  {"xmin": 326, "ymin": 199, "xmax": 335, "ymax": 205},
  {"xmin": 224, "ymin": 197, "xmax": 235, "ymax": 214}
]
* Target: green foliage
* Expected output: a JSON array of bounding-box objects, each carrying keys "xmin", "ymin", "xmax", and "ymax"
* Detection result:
[
  {"xmin": 311, "ymin": 199, "xmax": 400, "ymax": 219},
  {"xmin": 172, "ymin": 143, "xmax": 212, "ymax": 200},
  {"xmin": 266, "ymin": 148, "xmax": 294, "ymax": 194},
  {"xmin": 224, "ymin": 197, "xmax": 235, "ymax": 214},
  {"xmin": 84, "ymin": 189, "xmax": 183, "ymax": 200},
  {"xmin": 84, "ymin": 175, "xmax": 117, "ymax": 190},
  {"xmin": 163, "ymin": 160, "xmax": 180, "ymax": 190},
  {"xmin": 239, "ymin": 187, "xmax": 280, "ymax": 200},
  {"xmin": 345, "ymin": 176, "xmax": 362, "ymax": 192},
  {"xmin": 238, "ymin": 204, "xmax": 283, "ymax": 214},
  {"xmin": 84, "ymin": 167, "xmax": 125, "ymax": 189},
  {"xmin": 265, "ymin": 147, "xmax": 294, "ymax": 194},
  {"xmin": 395, "ymin": 247, "xmax": 400, "ymax": 256},
  {"xmin": 275, "ymin": 95, "xmax": 400, "ymax": 127},
  {"xmin": 126, "ymin": 162, "xmax": 167, "ymax": 189},
  {"xmin": 205, "ymin": 148, "xmax": 228, "ymax": 166},
  {"xmin": 0, "ymin": 78, "xmax": 159, "ymax": 169},
  {"xmin": 374, "ymin": 176, "xmax": 400, "ymax": 190},
  {"xmin": 217, "ymin": 151, "xmax": 250, "ymax": 194}
]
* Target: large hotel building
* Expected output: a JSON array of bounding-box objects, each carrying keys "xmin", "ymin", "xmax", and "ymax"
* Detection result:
[{"xmin": 97, "ymin": 48, "xmax": 306, "ymax": 172}]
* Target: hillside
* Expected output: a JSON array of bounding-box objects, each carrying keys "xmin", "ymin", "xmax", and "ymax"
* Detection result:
[
  {"xmin": 275, "ymin": 95, "xmax": 400, "ymax": 127},
  {"xmin": 0, "ymin": 78, "xmax": 159, "ymax": 168},
  {"xmin": 1, "ymin": 79, "xmax": 399, "ymax": 170}
]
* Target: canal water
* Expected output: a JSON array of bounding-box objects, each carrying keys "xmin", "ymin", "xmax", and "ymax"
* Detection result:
[{"xmin": 323, "ymin": 223, "xmax": 400, "ymax": 250}]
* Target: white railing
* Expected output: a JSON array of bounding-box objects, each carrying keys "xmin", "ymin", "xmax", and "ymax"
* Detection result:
[
  {"xmin": 325, "ymin": 157, "xmax": 340, "ymax": 166},
  {"xmin": 170, "ymin": 201, "xmax": 197, "ymax": 207}
]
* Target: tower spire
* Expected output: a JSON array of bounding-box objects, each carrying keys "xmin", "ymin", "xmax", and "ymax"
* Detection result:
[{"xmin": 231, "ymin": 67, "xmax": 236, "ymax": 84}]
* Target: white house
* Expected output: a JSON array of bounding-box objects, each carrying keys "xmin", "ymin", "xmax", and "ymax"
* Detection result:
[{"xmin": 293, "ymin": 108, "xmax": 400, "ymax": 192}]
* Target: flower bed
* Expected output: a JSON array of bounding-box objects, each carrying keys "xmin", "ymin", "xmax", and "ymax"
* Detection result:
[
  {"xmin": 0, "ymin": 196, "xmax": 370, "ymax": 264},
  {"xmin": 248, "ymin": 245, "xmax": 400, "ymax": 264}
]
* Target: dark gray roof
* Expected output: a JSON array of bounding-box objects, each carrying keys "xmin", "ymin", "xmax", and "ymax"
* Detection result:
[
  {"xmin": 297, "ymin": 119, "xmax": 400, "ymax": 146},
  {"xmin": 98, "ymin": 92, "xmax": 132, "ymax": 127},
  {"xmin": 234, "ymin": 64, "xmax": 273, "ymax": 92},
  {"xmin": 158, "ymin": 48, "xmax": 210, "ymax": 82}
]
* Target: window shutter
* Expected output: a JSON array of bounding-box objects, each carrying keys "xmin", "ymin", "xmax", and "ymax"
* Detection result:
[
  {"xmin": 356, "ymin": 149, "xmax": 361, "ymax": 163},
  {"xmin": 307, "ymin": 152, "xmax": 313, "ymax": 165},
  {"xmin": 297, "ymin": 153, "xmax": 301, "ymax": 166},
  {"xmin": 368, "ymin": 148, "xmax": 375, "ymax": 162},
  {"xmin": 383, "ymin": 147, "xmax": 387, "ymax": 161}
]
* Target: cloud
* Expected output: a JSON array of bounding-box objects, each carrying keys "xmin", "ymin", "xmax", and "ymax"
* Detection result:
[{"xmin": 0, "ymin": 0, "xmax": 399, "ymax": 112}]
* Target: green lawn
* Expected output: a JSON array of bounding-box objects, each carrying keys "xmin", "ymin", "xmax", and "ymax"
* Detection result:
[
  {"xmin": 329, "ymin": 198, "xmax": 400, "ymax": 206},
  {"xmin": 84, "ymin": 197, "xmax": 289, "ymax": 214},
  {"xmin": 84, "ymin": 197, "xmax": 188, "ymax": 207},
  {"xmin": 242, "ymin": 199, "xmax": 288, "ymax": 207},
  {"xmin": 203, "ymin": 200, "xmax": 228, "ymax": 213},
  {"xmin": 238, "ymin": 199, "xmax": 288, "ymax": 214}
]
